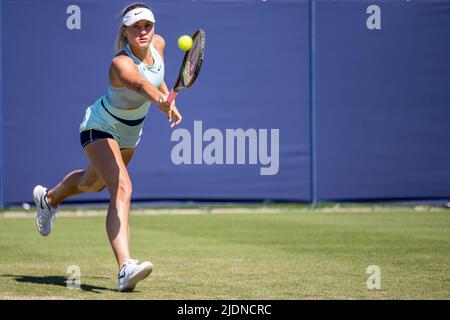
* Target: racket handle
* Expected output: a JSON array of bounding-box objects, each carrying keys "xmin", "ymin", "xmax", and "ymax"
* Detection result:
[{"xmin": 165, "ymin": 90, "xmax": 177, "ymax": 105}]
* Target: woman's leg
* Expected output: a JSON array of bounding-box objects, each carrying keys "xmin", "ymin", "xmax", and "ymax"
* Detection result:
[
  {"xmin": 46, "ymin": 149, "xmax": 134, "ymax": 207},
  {"xmin": 82, "ymin": 138, "xmax": 134, "ymax": 269}
]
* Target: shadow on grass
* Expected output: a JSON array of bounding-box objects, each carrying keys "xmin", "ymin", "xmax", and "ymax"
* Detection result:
[{"xmin": 1, "ymin": 274, "xmax": 116, "ymax": 293}]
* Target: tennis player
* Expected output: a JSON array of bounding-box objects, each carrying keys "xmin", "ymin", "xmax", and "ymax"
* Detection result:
[{"xmin": 32, "ymin": 2, "xmax": 180, "ymax": 292}]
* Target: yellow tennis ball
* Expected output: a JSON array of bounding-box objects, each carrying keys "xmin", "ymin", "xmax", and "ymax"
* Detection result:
[{"xmin": 178, "ymin": 35, "xmax": 193, "ymax": 51}]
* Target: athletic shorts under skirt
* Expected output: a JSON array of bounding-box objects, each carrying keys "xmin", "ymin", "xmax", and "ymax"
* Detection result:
[{"xmin": 79, "ymin": 96, "xmax": 150, "ymax": 149}]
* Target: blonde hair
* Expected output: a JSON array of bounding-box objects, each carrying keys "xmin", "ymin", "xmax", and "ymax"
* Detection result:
[{"xmin": 114, "ymin": 2, "xmax": 151, "ymax": 53}]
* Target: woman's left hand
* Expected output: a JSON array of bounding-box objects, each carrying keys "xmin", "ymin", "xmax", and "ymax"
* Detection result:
[{"xmin": 168, "ymin": 104, "xmax": 182, "ymax": 128}]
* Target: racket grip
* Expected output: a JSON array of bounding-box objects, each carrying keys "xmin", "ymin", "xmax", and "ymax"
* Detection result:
[{"xmin": 165, "ymin": 90, "xmax": 177, "ymax": 105}]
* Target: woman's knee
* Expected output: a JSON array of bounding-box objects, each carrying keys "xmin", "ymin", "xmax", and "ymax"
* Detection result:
[
  {"xmin": 110, "ymin": 175, "xmax": 132, "ymax": 200},
  {"xmin": 79, "ymin": 178, "xmax": 105, "ymax": 193}
]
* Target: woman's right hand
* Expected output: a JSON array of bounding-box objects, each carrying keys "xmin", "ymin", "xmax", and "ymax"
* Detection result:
[{"xmin": 156, "ymin": 95, "xmax": 173, "ymax": 114}]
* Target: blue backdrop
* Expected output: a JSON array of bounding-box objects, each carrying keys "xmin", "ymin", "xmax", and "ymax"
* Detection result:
[
  {"xmin": 315, "ymin": 0, "xmax": 450, "ymax": 201},
  {"xmin": 1, "ymin": 0, "xmax": 449, "ymax": 207}
]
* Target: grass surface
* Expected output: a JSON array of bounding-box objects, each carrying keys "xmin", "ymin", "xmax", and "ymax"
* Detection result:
[{"xmin": 0, "ymin": 207, "xmax": 449, "ymax": 299}]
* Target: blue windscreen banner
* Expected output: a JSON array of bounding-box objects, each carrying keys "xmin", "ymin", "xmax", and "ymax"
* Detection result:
[
  {"xmin": 315, "ymin": 0, "xmax": 450, "ymax": 201},
  {"xmin": 0, "ymin": 0, "xmax": 449, "ymax": 208},
  {"xmin": 1, "ymin": 0, "xmax": 311, "ymax": 207}
]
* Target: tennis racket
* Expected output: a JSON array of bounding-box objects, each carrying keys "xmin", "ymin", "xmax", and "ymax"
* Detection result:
[{"xmin": 165, "ymin": 29, "xmax": 206, "ymax": 105}]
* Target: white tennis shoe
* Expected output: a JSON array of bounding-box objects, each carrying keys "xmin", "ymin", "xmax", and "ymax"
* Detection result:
[
  {"xmin": 118, "ymin": 259, "xmax": 153, "ymax": 292},
  {"xmin": 33, "ymin": 185, "xmax": 58, "ymax": 236}
]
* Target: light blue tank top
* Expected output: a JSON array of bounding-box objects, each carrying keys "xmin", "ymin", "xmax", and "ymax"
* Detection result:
[{"xmin": 105, "ymin": 43, "xmax": 165, "ymax": 110}]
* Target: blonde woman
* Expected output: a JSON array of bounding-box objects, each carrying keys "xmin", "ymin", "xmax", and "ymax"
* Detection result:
[{"xmin": 33, "ymin": 2, "xmax": 180, "ymax": 292}]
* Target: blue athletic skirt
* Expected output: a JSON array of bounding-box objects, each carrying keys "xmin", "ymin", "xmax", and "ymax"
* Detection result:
[{"xmin": 79, "ymin": 96, "xmax": 150, "ymax": 149}]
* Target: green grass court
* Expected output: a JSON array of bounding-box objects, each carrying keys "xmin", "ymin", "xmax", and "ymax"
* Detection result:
[{"xmin": 0, "ymin": 206, "xmax": 449, "ymax": 299}]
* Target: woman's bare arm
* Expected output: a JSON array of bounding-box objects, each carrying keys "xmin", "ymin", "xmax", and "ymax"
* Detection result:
[{"xmin": 109, "ymin": 55, "xmax": 171, "ymax": 113}]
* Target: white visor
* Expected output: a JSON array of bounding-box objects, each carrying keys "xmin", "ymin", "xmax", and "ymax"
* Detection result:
[{"xmin": 122, "ymin": 8, "xmax": 155, "ymax": 26}]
